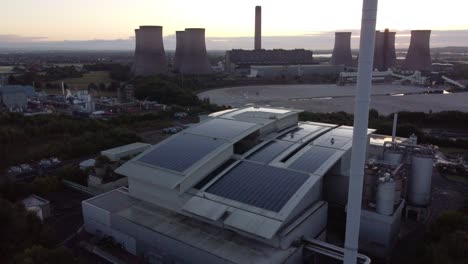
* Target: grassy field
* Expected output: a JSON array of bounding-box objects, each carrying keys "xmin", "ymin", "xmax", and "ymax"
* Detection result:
[
  {"xmin": 62, "ymin": 71, "xmax": 113, "ymax": 89},
  {"xmin": 45, "ymin": 71, "xmax": 117, "ymax": 96}
]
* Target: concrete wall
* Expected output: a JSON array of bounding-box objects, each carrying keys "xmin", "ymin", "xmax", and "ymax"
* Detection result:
[{"xmin": 111, "ymin": 213, "xmax": 234, "ymax": 264}]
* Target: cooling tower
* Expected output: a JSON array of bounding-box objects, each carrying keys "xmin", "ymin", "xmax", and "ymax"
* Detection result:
[
  {"xmin": 403, "ymin": 30, "xmax": 432, "ymax": 72},
  {"xmin": 330, "ymin": 32, "xmax": 353, "ymax": 66},
  {"xmin": 180, "ymin": 28, "xmax": 212, "ymax": 75},
  {"xmin": 132, "ymin": 29, "xmax": 141, "ymax": 74},
  {"xmin": 174, "ymin": 31, "xmax": 185, "ymax": 72},
  {"xmin": 134, "ymin": 26, "xmax": 167, "ymax": 76},
  {"xmin": 373, "ymin": 29, "xmax": 396, "ymax": 71},
  {"xmin": 255, "ymin": 6, "xmax": 262, "ymax": 50}
]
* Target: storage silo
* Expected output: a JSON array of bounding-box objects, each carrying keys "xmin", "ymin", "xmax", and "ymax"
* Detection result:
[
  {"xmin": 330, "ymin": 32, "xmax": 353, "ymax": 67},
  {"xmin": 376, "ymin": 176, "xmax": 396, "ymax": 215},
  {"xmin": 383, "ymin": 149, "xmax": 404, "ymax": 165},
  {"xmin": 408, "ymin": 154, "xmax": 433, "ymax": 206},
  {"xmin": 180, "ymin": 28, "xmax": 212, "ymax": 75},
  {"xmin": 134, "ymin": 25, "xmax": 167, "ymax": 76},
  {"xmin": 174, "ymin": 30, "xmax": 185, "ymax": 72}
]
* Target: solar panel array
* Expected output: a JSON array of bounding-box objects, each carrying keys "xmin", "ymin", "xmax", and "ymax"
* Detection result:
[
  {"xmin": 138, "ymin": 134, "xmax": 226, "ymax": 172},
  {"xmin": 187, "ymin": 119, "xmax": 257, "ymax": 141},
  {"xmin": 206, "ymin": 161, "xmax": 310, "ymax": 212},
  {"xmin": 247, "ymin": 140, "xmax": 294, "ymax": 164},
  {"xmin": 288, "ymin": 146, "xmax": 337, "ymax": 173},
  {"xmin": 279, "ymin": 124, "xmax": 323, "ymax": 142}
]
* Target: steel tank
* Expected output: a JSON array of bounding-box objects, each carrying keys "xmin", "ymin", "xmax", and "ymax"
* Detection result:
[
  {"xmin": 383, "ymin": 150, "xmax": 403, "ymax": 165},
  {"xmin": 408, "ymin": 154, "xmax": 433, "ymax": 206},
  {"xmin": 376, "ymin": 177, "xmax": 396, "ymax": 215}
]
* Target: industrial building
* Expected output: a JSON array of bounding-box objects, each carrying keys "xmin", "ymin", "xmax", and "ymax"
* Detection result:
[
  {"xmin": 82, "ymin": 106, "xmax": 434, "ymax": 263},
  {"xmin": 133, "ymin": 26, "xmax": 167, "ymax": 76},
  {"xmin": 88, "ymin": 143, "xmax": 151, "ymax": 192},
  {"xmin": 0, "ymin": 85, "xmax": 35, "ymax": 111},
  {"xmin": 225, "ymin": 49, "xmax": 315, "ymax": 74},
  {"xmin": 330, "ymin": 32, "xmax": 354, "ymax": 67},
  {"xmin": 403, "ymin": 30, "xmax": 432, "ymax": 72},
  {"xmin": 250, "ymin": 65, "xmax": 345, "ymax": 78}
]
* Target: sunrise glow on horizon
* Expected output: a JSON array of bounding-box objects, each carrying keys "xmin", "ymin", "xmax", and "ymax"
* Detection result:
[{"xmin": 2, "ymin": 0, "xmax": 468, "ymax": 41}]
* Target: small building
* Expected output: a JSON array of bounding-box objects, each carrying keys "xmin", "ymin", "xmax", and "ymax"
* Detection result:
[
  {"xmin": 22, "ymin": 195, "xmax": 51, "ymax": 221},
  {"xmin": 80, "ymin": 159, "xmax": 96, "ymax": 170},
  {"xmin": 100, "ymin": 142, "xmax": 151, "ymax": 162},
  {"xmin": 87, "ymin": 143, "xmax": 151, "ymax": 192},
  {"xmin": 0, "ymin": 85, "xmax": 35, "ymax": 110}
]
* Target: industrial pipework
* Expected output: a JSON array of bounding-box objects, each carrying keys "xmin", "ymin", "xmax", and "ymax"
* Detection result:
[
  {"xmin": 344, "ymin": 0, "xmax": 378, "ymax": 263},
  {"xmin": 180, "ymin": 28, "xmax": 212, "ymax": 75},
  {"xmin": 133, "ymin": 26, "xmax": 167, "ymax": 76},
  {"xmin": 330, "ymin": 32, "xmax": 353, "ymax": 67},
  {"xmin": 403, "ymin": 30, "xmax": 432, "ymax": 72}
]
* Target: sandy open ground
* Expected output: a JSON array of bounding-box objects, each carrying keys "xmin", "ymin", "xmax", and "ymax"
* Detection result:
[{"xmin": 198, "ymin": 84, "xmax": 468, "ymax": 114}]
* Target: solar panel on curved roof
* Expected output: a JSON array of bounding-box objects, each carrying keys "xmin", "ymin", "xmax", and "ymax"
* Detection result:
[
  {"xmin": 289, "ymin": 146, "xmax": 337, "ymax": 173},
  {"xmin": 279, "ymin": 124, "xmax": 323, "ymax": 142},
  {"xmin": 247, "ymin": 140, "xmax": 294, "ymax": 163},
  {"xmin": 206, "ymin": 161, "xmax": 309, "ymax": 212},
  {"xmin": 138, "ymin": 134, "xmax": 227, "ymax": 172},
  {"xmin": 187, "ymin": 119, "xmax": 258, "ymax": 141}
]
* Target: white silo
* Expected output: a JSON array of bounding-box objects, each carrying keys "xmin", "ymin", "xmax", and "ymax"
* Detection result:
[
  {"xmin": 408, "ymin": 154, "xmax": 433, "ymax": 206},
  {"xmin": 376, "ymin": 175, "xmax": 396, "ymax": 215}
]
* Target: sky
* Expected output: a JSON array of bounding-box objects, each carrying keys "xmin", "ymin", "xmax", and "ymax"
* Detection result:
[{"xmin": 1, "ymin": 0, "xmax": 467, "ymax": 50}]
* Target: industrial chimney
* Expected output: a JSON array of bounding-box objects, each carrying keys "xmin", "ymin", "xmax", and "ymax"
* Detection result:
[
  {"xmin": 373, "ymin": 29, "xmax": 396, "ymax": 71},
  {"xmin": 174, "ymin": 30, "xmax": 185, "ymax": 72},
  {"xmin": 180, "ymin": 28, "xmax": 212, "ymax": 75},
  {"xmin": 330, "ymin": 32, "xmax": 353, "ymax": 67},
  {"xmin": 403, "ymin": 30, "xmax": 432, "ymax": 72},
  {"xmin": 132, "ymin": 29, "xmax": 141, "ymax": 74},
  {"xmin": 133, "ymin": 25, "xmax": 167, "ymax": 76},
  {"xmin": 255, "ymin": 6, "xmax": 262, "ymax": 50}
]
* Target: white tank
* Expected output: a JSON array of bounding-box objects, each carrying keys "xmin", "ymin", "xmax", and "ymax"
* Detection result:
[
  {"xmin": 376, "ymin": 178, "xmax": 396, "ymax": 215},
  {"xmin": 383, "ymin": 150, "xmax": 403, "ymax": 165},
  {"xmin": 408, "ymin": 154, "xmax": 433, "ymax": 206}
]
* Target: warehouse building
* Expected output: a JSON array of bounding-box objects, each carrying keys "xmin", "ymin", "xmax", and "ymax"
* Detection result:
[{"xmin": 82, "ymin": 107, "xmax": 433, "ymax": 263}]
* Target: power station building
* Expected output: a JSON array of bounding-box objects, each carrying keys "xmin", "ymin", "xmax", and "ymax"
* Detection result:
[
  {"xmin": 133, "ymin": 26, "xmax": 167, "ymax": 76},
  {"xmin": 330, "ymin": 32, "xmax": 353, "ymax": 67},
  {"xmin": 225, "ymin": 49, "xmax": 315, "ymax": 74},
  {"xmin": 373, "ymin": 29, "xmax": 397, "ymax": 71},
  {"xmin": 403, "ymin": 30, "xmax": 432, "ymax": 72},
  {"xmin": 82, "ymin": 107, "xmax": 434, "ymax": 263},
  {"xmin": 178, "ymin": 28, "xmax": 212, "ymax": 75}
]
